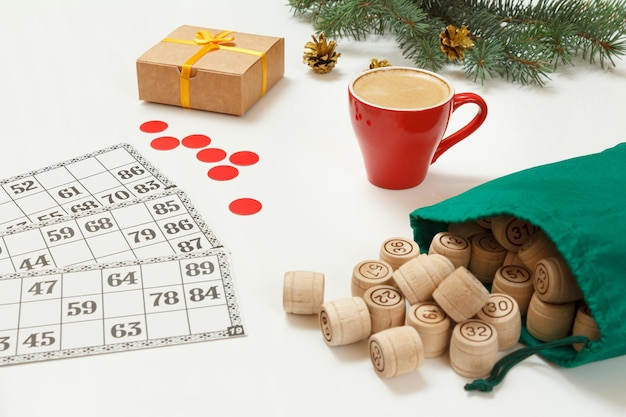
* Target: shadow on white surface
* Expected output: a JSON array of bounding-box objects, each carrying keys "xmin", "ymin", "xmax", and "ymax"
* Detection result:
[
  {"xmin": 561, "ymin": 356, "xmax": 626, "ymax": 407},
  {"xmin": 284, "ymin": 312, "xmax": 320, "ymax": 332}
]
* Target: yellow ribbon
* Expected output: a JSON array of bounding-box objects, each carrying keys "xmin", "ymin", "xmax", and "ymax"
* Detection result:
[{"xmin": 162, "ymin": 30, "xmax": 268, "ymax": 108}]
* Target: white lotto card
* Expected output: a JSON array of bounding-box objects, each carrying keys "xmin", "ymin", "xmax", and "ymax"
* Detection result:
[
  {"xmin": 0, "ymin": 249, "xmax": 245, "ymax": 366},
  {"xmin": 0, "ymin": 143, "xmax": 176, "ymax": 230},
  {"xmin": 0, "ymin": 189, "xmax": 223, "ymax": 275}
]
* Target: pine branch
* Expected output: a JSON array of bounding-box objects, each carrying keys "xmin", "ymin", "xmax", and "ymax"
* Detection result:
[
  {"xmin": 573, "ymin": 1, "xmax": 626, "ymax": 67},
  {"xmin": 481, "ymin": 0, "xmax": 626, "ymax": 68},
  {"xmin": 288, "ymin": 0, "xmax": 626, "ymax": 85},
  {"xmin": 397, "ymin": 13, "xmax": 449, "ymax": 71},
  {"xmin": 289, "ymin": 0, "xmax": 343, "ymax": 19},
  {"xmin": 463, "ymin": 38, "xmax": 507, "ymax": 83},
  {"xmin": 307, "ymin": 0, "xmax": 430, "ymax": 40}
]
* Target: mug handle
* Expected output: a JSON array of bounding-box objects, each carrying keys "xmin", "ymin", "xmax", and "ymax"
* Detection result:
[{"xmin": 431, "ymin": 92, "xmax": 488, "ymax": 163}]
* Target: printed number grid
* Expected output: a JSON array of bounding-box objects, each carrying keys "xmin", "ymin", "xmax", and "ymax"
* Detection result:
[
  {"xmin": 0, "ymin": 143, "xmax": 176, "ymax": 230},
  {"xmin": 0, "ymin": 189, "xmax": 223, "ymax": 275},
  {"xmin": 0, "ymin": 250, "xmax": 245, "ymax": 365}
]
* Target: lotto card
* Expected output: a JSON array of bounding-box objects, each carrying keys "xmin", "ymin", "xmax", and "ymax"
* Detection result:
[
  {"xmin": 0, "ymin": 143, "xmax": 176, "ymax": 230},
  {"xmin": 0, "ymin": 249, "xmax": 245, "ymax": 365},
  {"xmin": 0, "ymin": 189, "xmax": 223, "ymax": 275},
  {"xmin": 0, "ymin": 145, "xmax": 246, "ymax": 365}
]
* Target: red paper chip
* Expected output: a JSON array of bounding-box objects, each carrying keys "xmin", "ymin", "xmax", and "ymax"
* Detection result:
[
  {"xmin": 143, "ymin": 122, "xmax": 262, "ymax": 215},
  {"xmin": 197, "ymin": 148, "xmax": 227, "ymax": 163},
  {"xmin": 208, "ymin": 165, "xmax": 239, "ymax": 181},
  {"xmin": 229, "ymin": 151, "xmax": 259, "ymax": 166},
  {"xmin": 229, "ymin": 198, "xmax": 262, "ymax": 215},
  {"xmin": 140, "ymin": 120, "xmax": 168, "ymax": 133},
  {"xmin": 150, "ymin": 136, "xmax": 180, "ymax": 151},
  {"xmin": 182, "ymin": 134, "xmax": 212, "ymax": 149}
]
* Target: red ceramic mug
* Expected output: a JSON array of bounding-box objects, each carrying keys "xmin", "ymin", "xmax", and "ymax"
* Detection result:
[{"xmin": 348, "ymin": 67, "xmax": 488, "ymax": 189}]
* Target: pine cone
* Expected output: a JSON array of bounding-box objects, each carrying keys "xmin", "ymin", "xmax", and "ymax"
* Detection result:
[
  {"xmin": 440, "ymin": 25, "xmax": 474, "ymax": 61},
  {"xmin": 369, "ymin": 58, "xmax": 392, "ymax": 69},
  {"xmin": 303, "ymin": 33, "xmax": 340, "ymax": 74}
]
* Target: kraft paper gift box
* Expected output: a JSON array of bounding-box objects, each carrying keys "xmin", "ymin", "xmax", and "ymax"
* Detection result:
[{"xmin": 136, "ymin": 25, "xmax": 284, "ymax": 116}]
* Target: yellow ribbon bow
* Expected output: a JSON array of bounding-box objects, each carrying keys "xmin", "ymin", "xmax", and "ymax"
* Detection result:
[
  {"xmin": 162, "ymin": 30, "xmax": 267, "ymax": 109},
  {"xmin": 194, "ymin": 30, "xmax": 235, "ymax": 47}
]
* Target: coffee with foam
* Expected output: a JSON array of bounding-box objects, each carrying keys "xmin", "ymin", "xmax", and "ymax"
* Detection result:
[{"xmin": 353, "ymin": 68, "xmax": 451, "ymax": 109}]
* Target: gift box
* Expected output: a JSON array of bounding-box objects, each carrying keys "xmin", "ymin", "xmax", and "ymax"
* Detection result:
[{"xmin": 136, "ymin": 25, "xmax": 284, "ymax": 116}]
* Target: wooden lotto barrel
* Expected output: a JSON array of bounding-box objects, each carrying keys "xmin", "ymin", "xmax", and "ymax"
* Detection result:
[
  {"xmin": 283, "ymin": 271, "xmax": 325, "ymax": 315},
  {"xmin": 468, "ymin": 233, "xmax": 507, "ymax": 283},
  {"xmin": 572, "ymin": 305, "xmax": 600, "ymax": 352},
  {"xmin": 503, "ymin": 251, "xmax": 526, "ymax": 268},
  {"xmin": 392, "ymin": 254, "xmax": 455, "ymax": 305},
  {"xmin": 449, "ymin": 319, "xmax": 499, "ymax": 378},
  {"xmin": 363, "ymin": 285, "xmax": 406, "ymax": 334},
  {"xmin": 368, "ymin": 326, "xmax": 424, "ymax": 379},
  {"xmin": 490, "ymin": 215, "xmax": 538, "ymax": 253},
  {"xmin": 517, "ymin": 231, "xmax": 560, "ymax": 272},
  {"xmin": 379, "ymin": 237, "xmax": 420, "ymax": 271},
  {"xmin": 406, "ymin": 301, "xmax": 451, "ymax": 358},
  {"xmin": 526, "ymin": 293, "xmax": 576, "ymax": 342},
  {"xmin": 428, "ymin": 231, "xmax": 471, "ymax": 269},
  {"xmin": 432, "ymin": 267, "xmax": 490, "ymax": 322},
  {"xmin": 533, "ymin": 256, "xmax": 583, "ymax": 303},
  {"xmin": 319, "ymin": 297, "xmax": 371, "ymax": 346},
  {"xmin": 351, "ymin": 259, "xmax": 394, "ymax": 297},
  {"xmin": 491, "ymin": 265, "xmax": 534, "ymax": 316},
  {"xmin": 475, "ymin": 293, "xmax": 521, "ymax": 350}
]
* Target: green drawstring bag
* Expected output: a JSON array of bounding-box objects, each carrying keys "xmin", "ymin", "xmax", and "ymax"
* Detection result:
[{"xmin": 409, "ymin": 142, "xmax": 626, "ymax": 391}]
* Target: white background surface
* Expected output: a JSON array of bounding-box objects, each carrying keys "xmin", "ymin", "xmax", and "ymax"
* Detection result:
[{"xmin": 0, "ymin": 1, "xmax": 625, "ymax": 416}]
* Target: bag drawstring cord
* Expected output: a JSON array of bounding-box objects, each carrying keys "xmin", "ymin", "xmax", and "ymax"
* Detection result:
[{"xmin": 464, "ymin": 335, "xmax": 591, "ymax": 392}]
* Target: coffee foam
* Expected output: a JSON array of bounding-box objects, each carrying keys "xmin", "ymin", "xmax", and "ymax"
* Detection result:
[{"xmin": 353, "ymin": 69, "xmax": 451, "ymax": 109}]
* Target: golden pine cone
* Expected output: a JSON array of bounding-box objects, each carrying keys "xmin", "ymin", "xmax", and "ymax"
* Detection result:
[
  {"xmin": 303, "ymin": 33, "xmax": 341, "ymax": 74},
  {"xmin": 369, "ymin": 58, "xmax": 392, "ymax": 69},
  {"xmin": 440, "ymin": 24, "xmax": 475, "ymax": 61}
]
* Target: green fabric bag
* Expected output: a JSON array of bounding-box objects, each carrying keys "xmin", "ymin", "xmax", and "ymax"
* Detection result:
[{"xmin": 409, "ymin": 143, "xmax": 626, "ymax": 390}]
